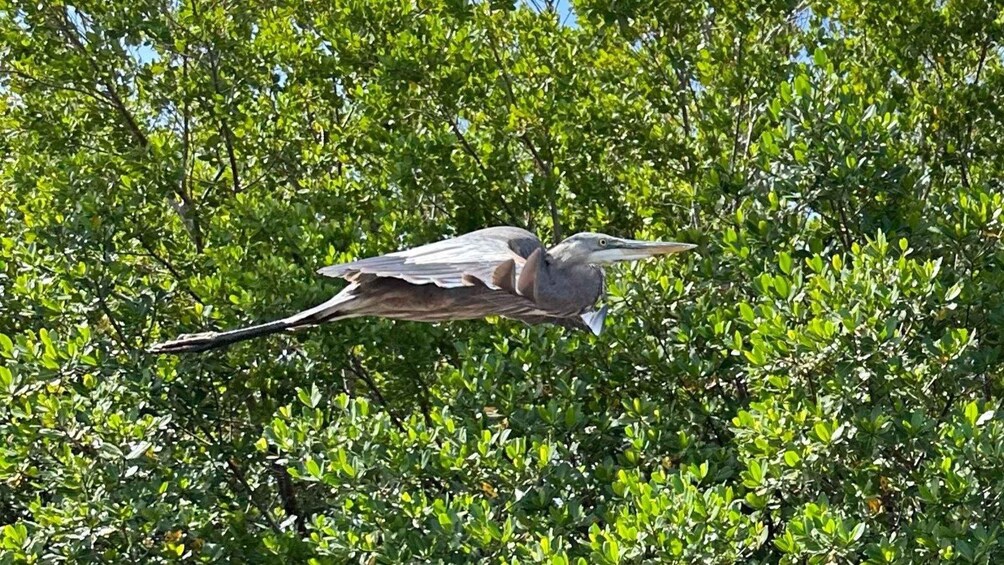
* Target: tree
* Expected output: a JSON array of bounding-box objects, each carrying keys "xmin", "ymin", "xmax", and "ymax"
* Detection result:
[{"xmin": 2, "ymin": 0, "xmax": 1003, "ymax": 562}]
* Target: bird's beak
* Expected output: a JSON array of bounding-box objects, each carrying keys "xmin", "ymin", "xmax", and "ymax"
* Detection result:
[{"xmin": 595, "ymin": 239, "xmax": 696, "ymax": 263}]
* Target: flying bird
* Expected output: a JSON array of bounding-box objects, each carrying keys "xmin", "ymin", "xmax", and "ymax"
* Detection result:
[{"xmin": 149, "ymin": 227, "xmax": 695, "ymax": 353}]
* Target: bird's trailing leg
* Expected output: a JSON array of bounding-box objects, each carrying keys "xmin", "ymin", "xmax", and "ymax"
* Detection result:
[
  {"xmin": 147, "ymin": 320, "xmax": 294, "ymax": 354},
  {"xmin": 149, "ymin": 286, "xmax": 360, "ymax": 354}
]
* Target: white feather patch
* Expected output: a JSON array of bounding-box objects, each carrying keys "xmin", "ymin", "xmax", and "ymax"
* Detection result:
[{"xmin": 580, "ymin": 305, "xmax": 608, "ymax": 336}]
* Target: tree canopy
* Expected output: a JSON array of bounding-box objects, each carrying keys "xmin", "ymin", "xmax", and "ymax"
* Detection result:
[{"xmin": 2, "ymin": 0, "xmax": 1004, "ymax": 562}]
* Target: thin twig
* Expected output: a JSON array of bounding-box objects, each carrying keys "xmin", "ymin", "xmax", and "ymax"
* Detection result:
[
  {"xmin": 88, "ymin": 274, "xmax": 131, "ymax": 349},
  {"xmin": 0, "ymin": 67, "xmax": 113, "ymax": 105},
  {"xmin": 446, "ymin": 114, "xmax": 489, "ymax": 175},
  {"xmin": 53, "ymin": 7, "xmax": 148, "ymax": 148},
  {"xmin": 225, "ymin": 456, "xmax": 283, "ymax": 533},
  {"xmin": 729, "ymin": 34, "xmax": 746, "ymax": 175},
  {"xmin": 959, "ymin": 37, "xmax": 992, "ymax": 191},
  {"xmin": 208, "ymin": 52, "xmax": 242, "ymax": 193},
  {"xmin": 135, "ymin": 238, "xmax": 206, "ymax": 305},
  {"xmin": 485, "ymin": 24, "xmax": 563, "ymax": 242},
  {"xmin": 186, "ymin": 409, "xmax": 285, "ymax": 535},
  {"xmin": 347, "ymin": 354, "xmax": 405, "ymax": 431},
  {"xmin": 436, "ymin": 106, "xmax": 522, "ymax": 226},
  {"xmin": 52, "ymin": 7, "xmax": 206, "ymax": 251},
  {"xmin": 272, "ymin": 460, "xmax": 307, "ymax": 536}
]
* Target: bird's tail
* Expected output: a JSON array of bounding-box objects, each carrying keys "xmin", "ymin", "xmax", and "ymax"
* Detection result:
[{"xmin": 149, "ymin": 286, "xmax": 360, "ymax": 354}]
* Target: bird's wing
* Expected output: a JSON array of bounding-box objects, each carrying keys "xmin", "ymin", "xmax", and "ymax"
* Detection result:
[{"xmin": 317, "ymin": 227, "xmax": 544, "ymax": 291}]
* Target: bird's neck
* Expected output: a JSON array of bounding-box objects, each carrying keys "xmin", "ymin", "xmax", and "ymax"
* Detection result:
[
  {"xmin": 546, "ymin": 244, "xmax": 586, "ymax": 266},
  {"xmin": 544, "ymin": 252, "xmax": 598, "ymax": 278}
]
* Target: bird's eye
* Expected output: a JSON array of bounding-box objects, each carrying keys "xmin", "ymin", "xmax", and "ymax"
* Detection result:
[{"xmin": 599, "ymin": 239, "xmax": 607, "ymax": 246}]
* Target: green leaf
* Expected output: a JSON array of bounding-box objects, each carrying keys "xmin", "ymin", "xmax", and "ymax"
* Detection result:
[
  {"xmin": 298, "ymin": 384, "xmax": 323, "ymax": 408},
  {"xmin": 744, "ymin": 346, "xmax": 765, "ymax": 365},
  {"xmin": 39, "ymin": 328, "xmax": 53, "ymax": 351},
  {"xmin": 125, "ymin": 441, "xmax": 152, "ymax": 460},
  {"xmin": 774, "ymin": 275, "xmax": 790, "ymax": 298},
  {"xmin": 778, "ymin": 252, "xmax": 792, "ymax": 275},
  {"xmin": 813, "ymin": 47, "xmax": 829, "ymax": 67},
  {"xmin": 739, "ymin": 303, "xmax": 756, "ymax": 322},
  {"xmin": 814, "ymin": 422, "xmax": 832, "ymax": 444},
  {"xmin": 306, "ymin": 458, "xmax": 321, "ymax": 478},
  {"xmin": 3, "ymin": 523, "xmax": 28, "ymax": 550},
  {"xmin": 808, "ymin": 255, "xmax": 825, "ymax": 273},
  {"xmin": 945, "ymin": 284, "xmax": 962, "ymax": 302},
  {"xmin": 779, "ymin": 81, "xmax": 792, "ymax": 103},
  {"xmin": 794, "ymin": 74, "xmax": 811, "ymax": 96},
  {"xmin": 297, "ymin": 388, "xmax": 312, "ymax": 407},
  {"xmin": 976, "ymin": 410, "xmax": 995, "ymax": 427},
  {"xmin": 849, "ymin": 522, "xmax": 865, "ymax": 542},
  {"xmin": 0, "ymin": 366, "xmax": 11, "ymax": 390},
  {"xmin": 964, "ymin": 401, "xmax": 979, "ymax": 425},
  {"xmin": 603, "ymin": 538, "xmax": 620, "ymax": 563},
  {"xmin": 783, "ymin": 451, "xmax": 800, "ymax": 467}
]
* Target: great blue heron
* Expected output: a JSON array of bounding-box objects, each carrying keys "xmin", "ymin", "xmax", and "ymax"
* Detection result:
[{"xmin": 149, "ymin": 227, "xmax": 695, "ymax": 353}]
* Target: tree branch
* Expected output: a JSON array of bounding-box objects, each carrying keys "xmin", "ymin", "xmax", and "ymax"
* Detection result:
[
  {"xmin": 446, "ymin": 115, "xmax": 489, "ymax": 175},
  {"xmin": 960, "ymin": 37, "xmax": 992, "ymax": 191},
  {"xmin": 54, "ymin": 7, "xmax": 148, "ymax": 148},
  {"xmin": 135, "ymin": 238, "xmax": 206, "ymax": 306},
  {"xmin": 0, "ymin": 67, "xmax": 113, "ymax": 106},
  {"xmin": 225, "ymin": 456, "xmax": 283, "ymax": 533},
  {"xmin": 91, "ymin": 278, "xmax": 131, "ymax": 349},
  {"xmin": 51, "ymin": 6, "xmax": 208, "ymax": 252},
  {"xmin": 184, "ymin": 411, "xmax": 284, "ymax": 535},
  {"xmin": 437, "ymin": 106, "xmax": 522, "ymax": 226},
  {"xmin": 208, "ymin": 51, "xmax": 242, "ymax": 193},
  {"xmin": 485, "ymin": 25, "xmax": 563, "ymax": 242},
  {"xmin": 347, "ymin": 354, "xmax": 404, "ymax": 432},
  {"xmin": 272, "ymin": 460, "xmax": 306, "ymax": 536},
  {"xmin": 181, "ymin": 54, "xmax": 193, "ymax": 209},
  {"xmin": 729, "ymin": 34, "xmax": 746, "ymax": 176}
]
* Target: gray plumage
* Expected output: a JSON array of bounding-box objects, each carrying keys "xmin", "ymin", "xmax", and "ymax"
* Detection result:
[{"xmin": 149, "ymin": 227, "xmax": 695, "ymax": 354}]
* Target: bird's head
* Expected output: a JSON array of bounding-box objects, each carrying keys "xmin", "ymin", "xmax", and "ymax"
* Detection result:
[{"xmin": 549, "ymin": 232, "xmax": 696, "ymax": 265}]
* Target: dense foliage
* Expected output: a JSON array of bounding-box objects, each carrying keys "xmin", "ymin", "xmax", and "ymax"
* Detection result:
[{"xmin": 3, "ymin": 0, "xmax": 1004, "ymax": 562}]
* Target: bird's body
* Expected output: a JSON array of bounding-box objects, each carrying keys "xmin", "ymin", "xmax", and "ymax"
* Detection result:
[{"xmin": 150, "ymin": 227, "xmax": 694, "ymax": 353}]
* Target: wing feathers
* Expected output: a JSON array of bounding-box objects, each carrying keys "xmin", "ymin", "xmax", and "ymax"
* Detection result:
[
  {"xmin": 492, "ymin": 259, "xmax": 517, "ymax": 293},
  {"xmin": 516, "ymin": 248, "xmax": 542, "ymax": 301},
  {"xmin": 317, "ymin": 228, "xmax": 543, "ymax": 294}
]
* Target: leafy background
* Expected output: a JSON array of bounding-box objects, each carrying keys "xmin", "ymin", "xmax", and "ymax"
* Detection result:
[{"xmin": 2, "ymin": 0, "xmax": 1004, "ymax": 562}]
